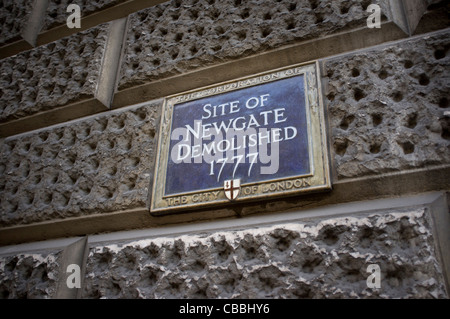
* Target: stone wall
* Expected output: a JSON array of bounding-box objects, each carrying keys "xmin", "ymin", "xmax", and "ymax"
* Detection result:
[
  {"xmin": 1, "ymin": 30, "xmax": 448, "ymax": 229},
  {"xmin": 0, "ymin": 251, "xmax": 61, "ymax": 299},
  {"xmin": 0, "ymin": 102, "xmax": 159, "ymax": 227},
  {"xmin": 83, "ymin": 207, "xmax": 446, "ymax": 299},
  {"xmin": 325, "ymin": 31, "xmax": 450, "ymax": 179},
  {"xmin": 0, "ymin": 24, "xmax": 109, "ymax": 122},
  {"xmin": 0, "ymin": 0, "xmax": 129, "ymax": 46},
  {"xmin": 0, "ymin": 194, "xmax": 448, "ymax": 299},
  {"xmin": 0, "ymin": 0, "xmax": 448, "ymax": 299},
  {"xmin": 0, "ymin": 0, "xmax": 34, "ymax": 46},
  {"xmin": 43, "ymin": 0, "xmax": 128, "ymax": 31},
  {"xmin": 118, "ymin": 0, "xmax": 384, "ymax": 90}
]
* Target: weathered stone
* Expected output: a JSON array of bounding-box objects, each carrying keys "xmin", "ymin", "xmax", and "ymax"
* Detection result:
[
  {"xmin": 0, "ymin": 24, "xmax": 108, "ymax": 122},
  {"xmin": 325, "ymin": 30, "xmax": 450, "ymax": 179},
  {"xmin": 0, "ymin": 0, "xmax": 34, "ymax": 46},
  {"xmin": 0, "ymin": 101, "xmax": 159, "ymax": 227},
  {"xmin": 117, "ymin": 0, "xmax": 385, "ymax": 90},
  {"xmin": 42, "ymin": 0, "xmax": 128, "ymax": 31},
  {"xmin": 0, "ymin": 252, "xmax": 61, "ymax": 299},
  {"xmin": 82, "ymin": 208, "xmax": 447, "ymax": 299}
]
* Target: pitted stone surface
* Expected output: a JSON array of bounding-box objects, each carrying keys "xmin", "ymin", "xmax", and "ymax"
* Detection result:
[
  {"xmin": 0, "ymin": 0, "xmax": 34, "ymax": 46},
  {"xmin": 0, "ymin": 252, "xmax": 61, "ymax": 299},
  {"xmin": 325, "ymin": 31, "xmax": 450, "ymax": 179},
  {"xmin": 118, "ymin": 0, "xmax": 383, "ymax": 90},
  {"xmin": 0, "ymin": 24, "xmax": 108, "ymax": 122},
  {"xmin": 83, "ymin": 209, "xmax": 447, "ymax": 299},
  {"xmin": 43, "ymin": 0, "xmax": 128, "ymax": 31},
  {"xmin": 0, "ymin": 101, "xmax": 159, "ymax": 227}
]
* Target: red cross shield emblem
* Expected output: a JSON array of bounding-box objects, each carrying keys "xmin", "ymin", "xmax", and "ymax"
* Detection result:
[{"xmin": 224, "ymin": 179, "xmax": 240, "ymax": 201}]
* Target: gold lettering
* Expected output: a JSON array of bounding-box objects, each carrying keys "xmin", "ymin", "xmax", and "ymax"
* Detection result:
[
  {"xmin": 286, "ymin": 180, "xmax": 293, "ymax": 190},
  {"xmin": 167, "ymin": 196, "xmax": 188, "ymax": 207},
  {"xmin": 294, "ymin": 179, "xmax": 303, "ymax": 188},
  {"xmin": 191, "ymin": 192, "xmax": 221, "ymax": 203},
  {"xmin": 244, "ymin": 178, "xmax": 314, "ymax": 196},
  {"xmin": 242, "ymin": 185, "xmax": 259, "ymax": 195},
  {"xmin": 303, "ymin": 178, "xmax": 311, "ymax": 187},
  {"xmin": 212, "ymin": 191, "xmax": 220, "ymax": 199}
]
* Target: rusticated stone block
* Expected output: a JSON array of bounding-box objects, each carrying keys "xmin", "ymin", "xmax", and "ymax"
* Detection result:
[
  {"xmin": 325, "ymin": 30, "xmax": 450, "ymax": 179},
  {"xmin": 82, "ymin": 208, "xmax": 447, "ymax": 298},
  {"xmin": 0, "ymin": 101, "xmax": 159, "ymax": 227},
  {"xmin": 0, "ymin": 0, "xmax": 34, "ymax": 46},
  {"xmin": 0, "ymin": 24, "xmax": 108, "ymax": 123},
  {"xmin": 0, "ymin": 252, "xmax": 61, "ymax": 299},
  {"xmin": 118, "ymin": 0, "xmax": 384, "ymax": 90},
  {"xmin": 42, "ymin": 0, "xmax": 128, "ymax": 31}
]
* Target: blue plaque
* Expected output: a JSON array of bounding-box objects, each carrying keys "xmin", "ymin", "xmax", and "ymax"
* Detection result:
[{"xmin": 151, "ymin": 62, "xmax": 330, "ymax": 213}]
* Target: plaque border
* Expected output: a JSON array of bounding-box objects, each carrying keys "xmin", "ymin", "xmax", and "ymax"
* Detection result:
[{"xmin": 150, "ymin": 61, "xmax": 331, "ymax": 214}]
